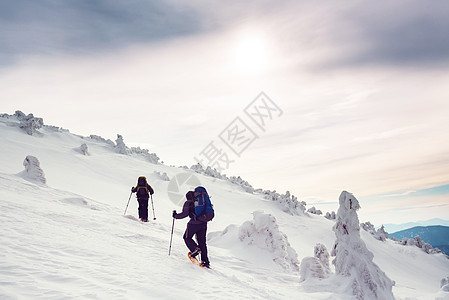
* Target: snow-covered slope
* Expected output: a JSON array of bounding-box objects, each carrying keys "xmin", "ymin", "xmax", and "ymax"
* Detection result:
[{"xmin": 1, "ymin": 113, "xmax": 448, "ymax": 299}]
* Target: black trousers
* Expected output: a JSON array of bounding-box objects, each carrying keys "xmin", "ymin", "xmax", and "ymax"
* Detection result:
[
  {"xmin": 137, "ymin": 198, "xmax": 148, "ymax": 220},
  {"xmin": 183, "ymin": 222, "xmax": 209, "ymax": 264}
]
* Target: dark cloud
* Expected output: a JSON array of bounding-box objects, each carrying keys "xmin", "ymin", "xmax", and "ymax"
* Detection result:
[
  {"xmin": 0, "ymin": 0, "xmax": 205, "ymax": 66},
  {"xmin": 326, "ymin": 1, "xmax": 449, "ymax": 68}
]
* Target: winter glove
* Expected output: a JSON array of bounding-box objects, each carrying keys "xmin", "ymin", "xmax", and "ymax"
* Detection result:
[
  {"xmin": 172, "ymin": 210, "xmax": 177, "ymax": 218},
  {"xmin": 131, "ymin": 186, "xmax": 134, "ymax": 192}
]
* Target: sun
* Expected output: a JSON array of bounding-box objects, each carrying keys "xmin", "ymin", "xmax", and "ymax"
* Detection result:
[{"xmin": 232, "ymin": 35, "xmax": 270, "ymax": 74}]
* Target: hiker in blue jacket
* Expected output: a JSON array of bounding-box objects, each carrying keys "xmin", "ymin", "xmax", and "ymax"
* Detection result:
[
  {"xmin": 173, "ymin": 191, "xmax": 210, "ymax": 268},
  {"xmin": 131, "ymin": 176, "xmax": 154, "ymax": 222}
]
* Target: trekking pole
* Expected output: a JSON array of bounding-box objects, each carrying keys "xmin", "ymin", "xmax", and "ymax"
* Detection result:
[
  {"xmin": 124, "ymin": 191, "xmax": 132, "ymax": 215},
  {"xmin": 150, "ymin": 194, "xmax": 156, "ymax": 220},
  {"xmin": 169, "ymin": 217, "xmax": 175, "ymax": 256}
]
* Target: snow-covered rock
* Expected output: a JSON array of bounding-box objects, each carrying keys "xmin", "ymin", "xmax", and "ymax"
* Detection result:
[{"xmin": 331, "ymin": 191, "xmax": 394, "ymax": 300}]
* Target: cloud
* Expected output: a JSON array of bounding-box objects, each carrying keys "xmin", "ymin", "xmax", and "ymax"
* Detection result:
[
  {"xmin": 0, "ymin": 0, "xmax": 205, "ymax": 66},
  {"xmin": 322, "ymin": 1, "xmax": 449, "ymax": 68}
]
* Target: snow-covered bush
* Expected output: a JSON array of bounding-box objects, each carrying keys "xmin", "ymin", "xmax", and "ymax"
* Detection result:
[
  {"xmin": 87, "ymin": 135, "xmax": 115, "ymax": 146},
  {"xmin": 229, "ymin": 176, "xmax": 255, "ymax": 193},
  {"xmin": 80, "ymin": 143, "xmax": 89, "ymax": 155},
  {"xmin": 239, "ymin": 211, "xmax": 299, "ymax": 271},
  {"xmin": 325, "ymin": 211, "xmax": 336, "ymax": 220},
  {"xmin": 396, "ymin": 236, "xmax": 443, "ymax": 254},
  {"xmin": 21, "ymin": 155, "xmax": 46, "ymax": 184},
  {"xmin": 129, "ymin": 146, "xmax": 160, "ymax": 164},
  {"xmin": 14, "ymin": 110, "xmax": 43, "ymax": 135},
  {"xmin": 190, "ymin": 163, "xmax": 227, "ymax": 180},
  {"xmin": 376, "ymin": 225, "xmax": 389, "ymax": 241},
  {"xmin": 441, "ymin": 277, "xmax": 449, "ymax": 292},
  {"xmin": 189, "ymin": 163, "xmax": 257, "ymax": 193},
  {"xmin": 307, "ymin": 206, "xmax": 323, "ymax": 215},
  {"xmin": 154, "ymin": 171, "xmax": 170, "ymax": 181},
  {"xmin": 300, "ymin": 243, "xmax": 331, "ymax": 282},
  {"xmin": 361, "ymin": 222, "xmax": 389, "ymax": 241},
  {"xmin": 331, "ymin": 191, "xmax": 394, "ymax": 300},
  {"xmin": 112, "ymin": 134, "xmax": 160, "ymax": 164},
  {"xmin": 261, "ymin": 190, "xmax": 307, "ymax": 216}
]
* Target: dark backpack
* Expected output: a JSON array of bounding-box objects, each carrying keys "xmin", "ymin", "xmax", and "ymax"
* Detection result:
[
  {"xmin": 193, "ymin": 186, "xmax": 214, "ymax": 222},
  {"xmin": 136, "ymin": 176, "xmax": 149, "ymax": 198}
]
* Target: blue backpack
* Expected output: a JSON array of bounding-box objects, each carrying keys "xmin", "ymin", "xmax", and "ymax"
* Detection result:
[{"xmin": 193, "ymin": 186, "xmax": 214, "ymax": 222}]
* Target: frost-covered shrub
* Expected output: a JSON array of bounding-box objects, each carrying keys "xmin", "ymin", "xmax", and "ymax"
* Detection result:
[
  {"xmin": 204, "ymin": 166, "xmax": 227, "ymax": 179},
  {"xmin": 190, "ymin": 164, "xmax": 227, "ymax": 180},
  {"xmin": 112, "ymin": 134, "xmax": 160, "ymax": 164},
  {"xmin": 80, "ymin": 143, "xmax": 89, "ymax": 155},
  {"xmin": 229, "ymin": 176, "xmax": 255, "ymax": 193},
  {"xmin": 307, "ymin": 206, "xmax": 323, "ymax": 215},
  {"xmin": 261, "ymin": 190, "xmax": 307, "ymax": 216},
  {"xmin": 332, "ymin": 191, "xmax": 394, "ymax": 300},
  {"xmin": 376, "ymin": 225, "xmax": 389, "ymax": 242},
  {"xmin": 87, "ymin": 135, "xmax": 115, "ymax": 146},
  {"xmin": 361, "ymin": 222, "xmax": 389, "ymax": 241},
  {"xmin": 129, "ymin": 146, "xmax": 160, "ymax": 164},
  {"xmin": 300, "ymin": 243, "xmax": 331, "ymax": 282},
  {"xmin": 154, "ymin": 171, "xmax": 170, "ymax": 181},
  {"xmin": 325, "ymin": 211, "xmax": 336, "ymax": 220},
  {"xmin": 441, "ymin": 277, "xmax": 449, "ymax": 292},
  {"xmin": 21, "ymin": 155, "xmax": 46, "ymax": 184},
  {"xmin": 15, "ymin": 110, "xmax": 43, "ymax": 135},
  {"xmin": 239, "ymin": 211, "xmax": 299, "ymax": 271},
  {"xmin": 189, "ymin": 163, "xmax": 257, "ymax": 193},
  {"xmin": 397, "ymin": 236, "xmax": 442, "ymax": 254}
]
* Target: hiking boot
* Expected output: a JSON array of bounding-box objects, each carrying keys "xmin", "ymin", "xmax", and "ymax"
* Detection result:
[
  {"xmin": 188, "ymin": 247, "xmax": 201, "ymax": 259},
  {"xmin": 200, "ymin": 261, "xmax": 210, "ymax": 268}
]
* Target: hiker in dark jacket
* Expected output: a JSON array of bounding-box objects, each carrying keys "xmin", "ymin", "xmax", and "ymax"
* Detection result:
[
  {"xmin": 173, "ymin": 191, "xmax": 210, "ymax": 268},
  {"xmin": 131, "ymin": 176, "xmax": 154, "ymax": 222}
]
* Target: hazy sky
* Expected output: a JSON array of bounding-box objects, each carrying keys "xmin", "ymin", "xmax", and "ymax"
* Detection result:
[{"xmin": 1, "ymin": 0, "xmax": 448, "ymax": 225}]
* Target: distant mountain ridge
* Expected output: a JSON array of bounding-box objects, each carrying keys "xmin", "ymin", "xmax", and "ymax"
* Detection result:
[
  {"xmin": 382, "ymin": 218, "xmax": 449, "ymax": 233},
  {"xmin": 389, "ymin": 225, "xmax": 449, "ymax": 255}
]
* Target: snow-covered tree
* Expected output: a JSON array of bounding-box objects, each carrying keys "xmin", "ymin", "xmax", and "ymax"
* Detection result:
[
  {"xmin": 21, "ymin": 155, "xmax": 46, "ymax": 184},
  {"xmin": 80, "ymin": 144, "xmax": 89, "ymax": 155},
  {"xmin": 307, "ymin": 206, "xmax": 323, "ymax": 215},
  {"xmin": 331, "ymin": 191, "xmax": 394, "ymax": 300},
  {"xmin": 239, "ymin": 211, "xmax": 299, "ymax": 271},
  {"xmin": 115, "ymin": 134, "xmax": 129, "ymax": 155},
  {"xmin": 300, "ymin": 243, "xmax": 331, "ymax": 282},
  {"xmin": 15, "ymin": 110, "xmax": 43, "ymax": 135}
]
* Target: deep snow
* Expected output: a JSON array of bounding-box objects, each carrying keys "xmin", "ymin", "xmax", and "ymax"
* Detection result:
[{"xmin": 1, "ymin": 114, "xmax": 448, "ymax": 299}]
